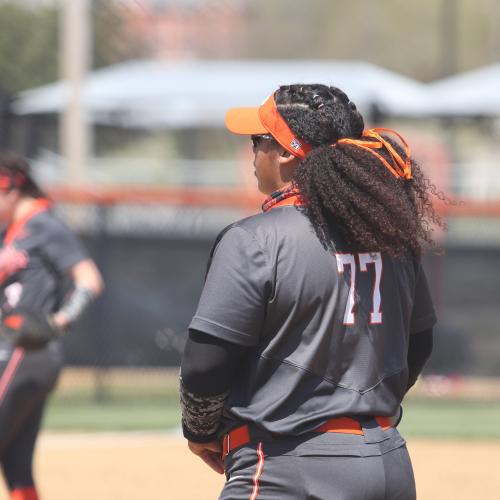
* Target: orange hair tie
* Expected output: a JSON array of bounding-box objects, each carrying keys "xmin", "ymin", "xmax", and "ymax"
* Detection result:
[{"xmin": 337, "ymin": 128, "xmax": 412, "ymax": 180}]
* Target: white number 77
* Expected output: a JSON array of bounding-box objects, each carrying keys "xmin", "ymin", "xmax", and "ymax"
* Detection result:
[{"xmin": 335, "ymin": 252, "xmax": 383, "ymax": 325}]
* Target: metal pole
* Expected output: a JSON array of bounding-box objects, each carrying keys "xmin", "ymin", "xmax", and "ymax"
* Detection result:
[
  {"xmin": 60, "ymin": 0, "xmax": 91, "ymax": 185},
  {"xmin": 440, "ymin": 0, "xmax": 460, "ymax": 198},
  {"xmin": 440, "ymin": 0, "xmax": 458, "ymax": 78},
  {"xmin": 92, "ymin": 204, "xmax": 111, "ymax": 403}
]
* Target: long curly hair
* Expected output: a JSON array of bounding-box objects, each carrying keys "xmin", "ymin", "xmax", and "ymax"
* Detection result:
[{"xmin": 275, "ymin": 84, "xmax": 445, "ymax": 258}]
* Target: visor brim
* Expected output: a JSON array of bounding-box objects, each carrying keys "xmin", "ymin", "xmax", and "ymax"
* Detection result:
[{"xmin": 225, "ymin": 107, "xmax": 268, "ymax": 135}]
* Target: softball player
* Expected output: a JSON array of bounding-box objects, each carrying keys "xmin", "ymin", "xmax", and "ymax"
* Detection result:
[
  {"xmin": 0, "ymin": 151, "xmax": 103, "ymax": 500},
  {"xmin": 180, "ymin": 84, "xmax": 438, "ymax": 499}
]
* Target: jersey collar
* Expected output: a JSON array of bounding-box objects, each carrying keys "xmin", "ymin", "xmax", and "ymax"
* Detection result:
[{"xmin": 262, "ymin": 185, "xmax": 304, "ymax": 212}]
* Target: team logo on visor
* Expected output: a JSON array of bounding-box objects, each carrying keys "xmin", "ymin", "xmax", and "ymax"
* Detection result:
[{"xmin": 290, "ymin": 138, "xmax": 302, "ymax": 151}]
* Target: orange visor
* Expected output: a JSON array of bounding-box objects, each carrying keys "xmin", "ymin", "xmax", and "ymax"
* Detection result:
[{"xmin": 225, "ymin": 94, "xmax": 312, "ymax": 159}]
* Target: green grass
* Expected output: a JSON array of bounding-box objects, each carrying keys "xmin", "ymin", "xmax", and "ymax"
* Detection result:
[
  {"xmin": 44, "ymin": 394, "xmax": 181, "ymax": 432},
  {"xmin": 42, "ymin": 370, "xmax": 500, "ymax": 439},
  {"xmin": 43, "ymin": 393, "xmax": 500, "ymax": 439},
  {"xmin": 43, "ymin": 371, "xmax": 182, "ymax": 432},
  {"xmin": 399, "ymin": 399, "xmax": 500, "ymax": 440}
]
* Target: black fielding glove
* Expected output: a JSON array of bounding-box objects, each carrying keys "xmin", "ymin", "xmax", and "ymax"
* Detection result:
[{"xmin": 1, "ymin": 307, "xmax": 62, "ymax": 350}]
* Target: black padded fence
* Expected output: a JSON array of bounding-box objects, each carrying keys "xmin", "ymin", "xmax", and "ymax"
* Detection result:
[{"xmin": 56, "ymin": 204, "xmax": 500, "ymax": 378}]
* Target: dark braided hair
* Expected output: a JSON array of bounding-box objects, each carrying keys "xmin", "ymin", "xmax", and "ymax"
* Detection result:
[{"xmin": 275, "ymin": 84, "xmax": 445, "ymax": 258}]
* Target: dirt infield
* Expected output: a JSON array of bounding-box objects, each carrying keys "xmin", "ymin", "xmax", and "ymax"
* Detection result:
[{"xmin": 0, "ymin": 432, "xmax": 497, "ymax": 500}]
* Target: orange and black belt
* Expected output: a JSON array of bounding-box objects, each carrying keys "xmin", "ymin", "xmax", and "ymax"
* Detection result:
[{"xmin": 221, "ymin": 416, "xmax": 393, "ymax": 460}]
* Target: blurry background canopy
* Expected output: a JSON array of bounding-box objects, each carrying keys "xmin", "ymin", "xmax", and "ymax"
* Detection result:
[{"xmin": 12, "ymin": 59, "xmax": 430, "ymax": 127}]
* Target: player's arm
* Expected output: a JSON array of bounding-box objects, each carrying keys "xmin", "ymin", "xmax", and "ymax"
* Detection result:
[
  {"xmin": 181, "ymin": 225, "xmax": 269, "ymax": 472},
  {"xmin": 0, "ymin": 257, "xmax": 102, "ymax": 349},
  {"xmin": 1, "ymin": 260, "xmax": 104, "ymax": 350},
  {"xmin": 51, "ymin": 258, "xmax": 104, "ymax": 330},
  {"xmin": 385, "ymin": 328, "xmax": 433, "ymax": 427},
  {"xmin": 406, "ymin": 260, "xmax": 436, "ymax": 393},
  {"xmin": 406, "ymin": 327, "xmax": 433, "ymax": 392},
  {"xmin": 180, "ymin": 329, "xmax": 248, "ymax": 440},
  {"xmin": 180, "ymin": 329, "xmax": 248, "ymax": 474},
  {"xmin": 181, "ymin": 224, "xmax": 268, "ymax": 443}
]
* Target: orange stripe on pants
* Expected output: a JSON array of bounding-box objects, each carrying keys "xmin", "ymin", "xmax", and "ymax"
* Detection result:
[{"xmin": 0, "ymin": 348, "xmax": 24, "ymax": 405}]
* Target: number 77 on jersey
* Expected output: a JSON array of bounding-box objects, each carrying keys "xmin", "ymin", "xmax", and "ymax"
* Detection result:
[{"xmin": 335, "ymin": 252, "xmax": 383, "ymax": 326}]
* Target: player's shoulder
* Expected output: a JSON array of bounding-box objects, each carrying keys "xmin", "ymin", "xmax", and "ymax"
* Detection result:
[
  {"xmin": 29, "ymin": 208, "xmax": 61, "ymax": 228},
  {"xmin": 212, "ymin": 207, "xmax": 308, "ymax": 259},
  {"xmin": 211, "ymin": 215, "xmax": 259, "ymax": 250},
  {"xmin": 234, "ymin": 206, "xmax": 305, "ymax": 233},
  {"xmin": 216, "ymin": 208, "xmax": 300, "ymax": 242},
  {"xmin": 28, "ymin": 207, "xmax": 73, "ymax": 236}
]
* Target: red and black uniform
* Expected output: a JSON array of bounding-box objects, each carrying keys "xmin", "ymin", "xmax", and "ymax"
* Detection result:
[{"xmin": 0, "ymin": 199, "xmax": 87, "ymax": 496}]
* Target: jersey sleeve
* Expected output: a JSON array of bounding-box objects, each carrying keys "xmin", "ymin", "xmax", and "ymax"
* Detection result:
[
  {"xmin": 40, "ymin": 218, "xmax": 89, "ymax": 274},
  {"xmin": 189, "ymin": 226, "xmax": 271, "ymax": 347},
  {"xmin": 410, "ymin": 263, "xmax": 437, "ymax": 334}
]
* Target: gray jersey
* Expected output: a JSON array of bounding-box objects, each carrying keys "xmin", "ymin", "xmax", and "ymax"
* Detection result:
[
  {"xmin": 0, "ymin": 204, "xmax": 88, "ymax": 316},
  {"xmin": 190, "ymin": 205, "xmax": 436, "ymax": 435}
]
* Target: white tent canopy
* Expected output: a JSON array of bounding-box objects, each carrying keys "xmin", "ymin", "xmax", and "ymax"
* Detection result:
[
  {"xmin": 426, "ymin": 62, "xmax": 500, "ymax": 117},
  {"xmin": 12, "ymin": 59, "xmax": 430, "ymax": 128}
]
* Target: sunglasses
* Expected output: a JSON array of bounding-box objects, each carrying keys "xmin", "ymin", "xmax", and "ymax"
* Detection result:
[{"xmin": 251, "ymin": 134, "xmax": 275, "ymax": 148}]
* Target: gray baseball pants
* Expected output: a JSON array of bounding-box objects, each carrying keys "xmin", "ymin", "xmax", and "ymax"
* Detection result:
[{"xmin": 220, "ymin": 419, "xmax": 416, "ymax": 500}]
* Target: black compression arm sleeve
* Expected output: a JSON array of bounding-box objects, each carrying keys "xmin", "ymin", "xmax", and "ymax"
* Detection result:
[
  {"xmin": 406, "ymin": 328, "xmax": 433, "ymax": 392},
  {"xmin": 181, "ymin": 329, "xmax": 248, "ymax": 396},
  {"xmin": 180, "ymin": 330, "xmax": 249, "ymax": 443}
]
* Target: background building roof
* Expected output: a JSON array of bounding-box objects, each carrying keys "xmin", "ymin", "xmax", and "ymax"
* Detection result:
[
  {"xmin": 427, "ymin": 62, "xmax": 500, "ymax": 117},
  {"xmin": 12, "ymin": 59, "xmax": 430, "ymax": 127}
]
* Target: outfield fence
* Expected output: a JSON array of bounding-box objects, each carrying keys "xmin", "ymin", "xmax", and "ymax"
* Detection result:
[{"xmin": 39, "ymin": 186, "xmax": 500, "ymax": 410}]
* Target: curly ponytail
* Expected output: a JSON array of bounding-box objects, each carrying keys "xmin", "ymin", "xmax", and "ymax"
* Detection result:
[{"xmin": 275, "ymin": 84, "xmax": 444, "ymax": 258}]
